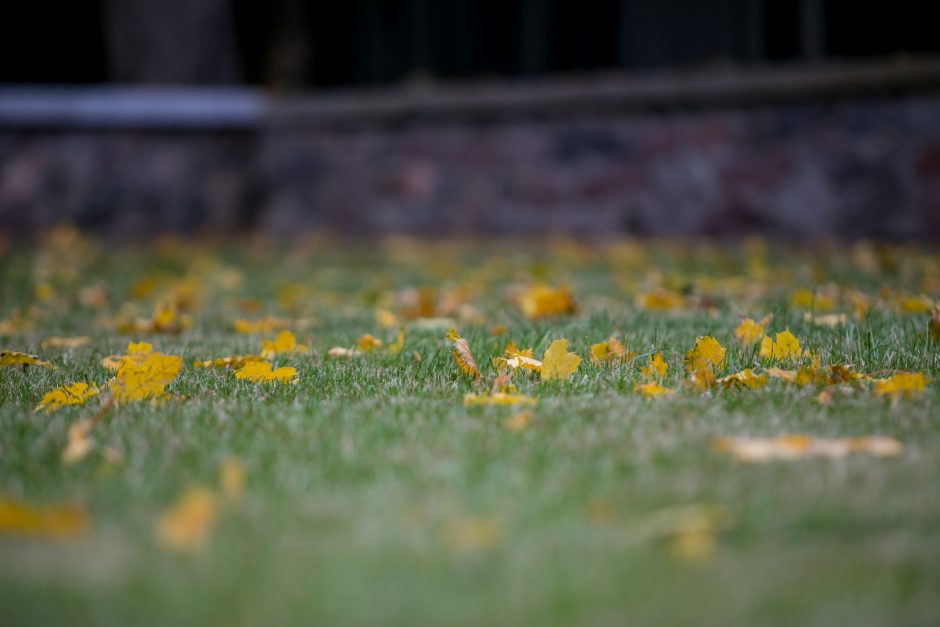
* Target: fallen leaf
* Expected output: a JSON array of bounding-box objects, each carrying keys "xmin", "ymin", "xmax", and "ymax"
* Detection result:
[
  {"xmin": 518, "ymin": 284, "xmax": 577, "ymax": 320},
  {"xmin": 35, "ymin": 382, "xmax": 99, "ymax": 412},
  {"xmin": 108, "ymin": 346, "xmax": 183, "ymax": 403},
  {"xmin": 734, "ymin": 315, "xmax": 772, "ymax": 345},
  {"xmin": 590, "ymin": 336, "xmax": 635, "ymax": 365},
  {"xmin": 356, "ymin": 334, "xmax": 383, "ymax": 352},
  {"xmin": 193, "ymin": 355, "xmax": 265, "ymax": 369},
  {"xmin": 873, "ymin": 372, "xmax": 927, "ymax": 399},
  {"xmin": 260, "ymin": 330, "xmax": 309, "ymax": 358},
  {"xmin": 684, "ymin": 336, "xmax": 725, "ymax": 373},
  {"xmin": 640, "ymin": 352, "xmax": 668, "ymax": 380},
  {"xmin": 234, "ymin": 360, "xmax": 297, "ymax": 383},
  {"xmin": 716, "ymin": 369, "xmax": 767, "ymax": 390},
  {"xmin": 758, "ymin": 329, "xmax": 802, "ymax": 362},
  {"xmin": 634, "ymin": 381, "xmax": 676, "ymax": 398},
  {"xmin": 446, "ymin": 328, "xmax": 480, "ymax": 382},
  {"xmin": 0, "ymin": 351, "xmax": 54, "ymax": 369},
  {"xmin": 540, "ymin": 339, "xmax": 581, "ymax": 382},
  {"xmin": 463, "ymin": 392, "xmax": 537, "ymax": 406}
]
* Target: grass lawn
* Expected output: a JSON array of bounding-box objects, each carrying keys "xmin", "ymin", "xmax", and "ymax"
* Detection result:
[{"xmin": 1, "ymin": 232, "xmax": 939, "ymax": 626}]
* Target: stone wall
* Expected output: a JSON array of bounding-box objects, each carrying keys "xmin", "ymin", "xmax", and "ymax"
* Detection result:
[{"xmin": 3, "ymin": 94, "xmax": 940, "ymax": 239}]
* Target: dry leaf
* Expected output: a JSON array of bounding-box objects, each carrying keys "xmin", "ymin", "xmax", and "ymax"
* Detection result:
[
  {"xmin": 234, "ymin": 361, "xmax": 297, "ymax": 383},
  {"xmin": 446, "ymin": 328, "xmax": 480, "ymax": 382},
  {"xmin": 684, "ymin": 336, "xmax": 725, "ymax": 373},
  {"xmin": 108, "ymin": 346, "xmax": 183, "ymax": 403},
  {"xmin": 35, "ymin": 382, "xmax": 99, "ymax": 412},
  {"xmin": 356, "ymin": 334, "xmax": 383, "ymax": 352},
  {"xmin": 540, "ymin": 339, "xmax": 581, "ymax": 382},
  {"xmin": 0, "ymin": 351, "xmax": 54, "ymax": 369}
]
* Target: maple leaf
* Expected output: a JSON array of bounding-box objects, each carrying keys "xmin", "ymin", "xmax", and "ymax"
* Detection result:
[
  {"xmin": 40, "ymin": 336, "xmax": 92, "ymax": 350},
  {"xmin": 518, "ymin": 284, "xmax": 577, "ymax": 320},
  {"xmin": 493, "ymin": 341, "xmax": 542, "ymax": 373},
  {"xmin": 0, "ymin": 351, "xmax": 54, "ymax": 369},
  {"xmin": 758, "ymin": 330, "xmax": 802, "ymax": 362},
  {"xmin": 873, "ymin": 372, "xmax": 927, "ymax": 399},
  {"xmin": 35, "ymin": 382, "xmax": 99, "ymax": 412},
  {"xmin": 734, "ymin": 315, "xmax": 772, "ymax": 345},
  {"xmin": 540, "ymin": 339, "xmax": 581, "ymax": 382},
  {"xmin": 356, "ymin": 334, "xmax": 383, "ymax": 352},
  {"xmin": 446, "ymin": 328, "xmax": 480, "ymax": 382},
  {"xmin": 590, "ymin": 336, "xmax": 635, "ymax": 365},
  {"xmin": 716, "ymin": 369, "xmax": 767, "ymax": 390},
  {"xmin": 155, "ymin": 486, "xmax": 219, "ymax": 553},
  {"xmin": 640, "ymin": 352, "xmax": 668, "ymax": 381},
  {"xmin": 260, "ymin": 330, "xmax": 310, "ymax": 358},
  {"xmin": 234, "ymin": 360, "xmax": 297, "ymax": 383},
  {"xmin": 108, "ymin": 347, "xmax": 182, "ymax": 403},
  {"xmin": 0, "ymin": 497, "xmax": 88, "ymax": 539},
  {"xmin": 634, "ymin": 381, "xmax": 676, "ymax": 398},
  {"xmin": 714, "ymin": 435, "xmax": 902, "ymax": 462},
  {"xmin": 684, "ymin": 336, "xmax": 725, "ymax": 373}
]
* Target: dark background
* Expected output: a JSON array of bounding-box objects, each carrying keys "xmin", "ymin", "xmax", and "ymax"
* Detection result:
[{"xmin": 2, "ymin": 0, "xmax": 937, "ymax": 87}]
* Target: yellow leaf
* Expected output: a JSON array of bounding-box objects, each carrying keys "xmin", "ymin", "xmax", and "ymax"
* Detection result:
[
  {"xmin": 35, "ymin": 382, "xmax": 99, "ymax": 412},
  {"xmin": 375, "ymin": 308, "xmax": 399, "ymax": 329},
  {"xmin": 356, "ymin": 333, "xmax": 383, "ymax": 352},
  {"xmin": 154, "ymin": 486, "xmax": 218, "ymax": 553},
  {"xmin": 540, "ymin": 339, "xmax": 582, "ymax": 382},
  {"xmin": 493, "ymin": 341, "xmax": 542, "ymax": 373},
  {"xmin": 734, "ymin": 315, "xmax": 771, "ymax": 345},
  {"xmin": 634, "ymin": 381, "xmax": 676, "ymax": 398},
  {"xmin": 640, "ymin": 352, "xmax": 668, "ymax": 381},
  {"xmin": 40, "ymin": 336, "xmax": 92, "ymax": 350},
  {"xmin": 518, "ymin": 284, "xmax": 577, "ymax": 320},
  {"xmin": 688, "ymin": 367, "xmax": 716, "ymax": 392},
  {"xmin": 234, "ymin": 360, "xmax": 297, "ymax": 384},
  {"xmin": 233, "ymin": 316, "xmax": 289, "ymax": 334},
  {"xmin": 758, "ymin": 329, "xmax": 802, "ymax": 362},
  {"xmin": 716, "ymin": 369, "xmax": 767, "ymax": 389},
  {"xmin": 0, "ymin": 496, "xmax": 88, "ymax": 539},
  {"xmin": 873, "ymin": 372, "xmax": 927, "ymax": 399},
  {"xmin": 463, "ymin": 392, "xmax": 537, "ymax": 406},
  {"xmin": 446, "ymin": 328, "xmax": 480, "ymax": 382},
  {"xmin": 590, "ymin": 336, "xmax": 635, "ymax": 365},
  {"xmin": 636, "ymin": 289, "xmax": 684, "ymax": 311},
  {"xmin": 0, "ymin": 351, "xmax": 54, "ymax": 369},
  {"xmin": 386, "ymin": 328, "xmax": 405, "ymax": 354},
  {"xmin": 260, "ymin": 330, "xmax": 309, "ymax": 358},
  {"xmin": 108, "ymin": 349, "xmax": 182, "ymax": 403},
  {"xmin": 714, "ymin": 435, "xmax": 902, "ymax": 462},
  {"xmin": 684, "ymin": 336, "xmax": 725, "ymax": 373}
]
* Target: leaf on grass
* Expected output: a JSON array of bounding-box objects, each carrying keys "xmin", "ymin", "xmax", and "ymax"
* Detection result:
[
  {"xmin": 41, "ymin": 336, "xmax": 92, "ymax": 350},
  {"xmin": 518, "ymin": 284, "xmax": 577, "ymax": 320},
  {"xmin": 640, "ymin": 352, "xmax": 668, "ymax": 381},
  {"xmin": 734, "ymin": 315, "xmax": 772, "ymax": 345},
  {"xmin": 260, "ymin": 330, "xmax": 309, "ymax": 358},
  {"xmin": 375, "ymin": 308, "xmax": 399, "ymax": 329},
  {"xmin": 35, "ymin": 382, "xmax": 99, "ymax": 412},
  {"xmin": 108, "ymin": 345, "xmax": 183, "ymax": 403},
  {"xmin": 634, "ymin": 381, "xmax": 676, "ymax": 398},
  {"xmin": 386, "ymin": 328, "xmax": 405, "ymax": 354},
  {"xmin": 0, "ymin": 351, "xmax": 54, "ymax": 369},
  {"xmin": 463, "ymin": 392, "xmax": 537, "ymax": 406},
  {"xmin": 118, "ymin": 302, "xmax": 191, "ymax": 335},
  {"xmin": 804, "ymin": 312, "xmax": 848, "ymax": 327},
  {"xmin": 356, "ymin": 334, "xmax": 383, "ymax": 352},
  {"xmin": 716, "ymin": 369, "xmax": 767, "ymax": 390},
  {"xmin": 714, "ymin": 435, "xmax": 902, "ymax": 462},
  {"xmin": 636, "ymin": 289, "xmax": 684, "ymax": 311},
  {"xmin": 540, "ymin": 339, "xmax": 581, "ymax": 382},
  {"xmin": 233, "ymin": 316, "xmax": 290, "ymax": 334},
  {"xmin": 0, "ymin": 496, "xmax": 88, "ymax": 539},
  {"xmin": 234, "ymin": 360, "xmax": 297, "ymax": 384},
  {"xmin": 155, "ymin": 486, "xmax": 218, "ymax": 553},
  {"xmin": 493, "ymin": 341, "xmax": 542, "ymax": 373},
  {"xmin": 758, "ymin": 329, "xmax": 802, "ymax": 361},
  {"xmin": 446, "ymin": 328, "xmax": 480, "ymax": 382},
  {"xmin": 684, "ymin": 336, "xmax": 725, "ymax": 373},
  {"xmin": 873, "ymin": 372, "xmax": 927, "ymax": 399},
  {"xmin": 590, "ymin": 336, "xmax": 635, "ymax": 365}
]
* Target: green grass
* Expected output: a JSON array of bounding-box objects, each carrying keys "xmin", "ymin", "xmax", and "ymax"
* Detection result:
[{"xmin": 1, "ymin": 235, "xmax": 939, "ymax": 626}]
